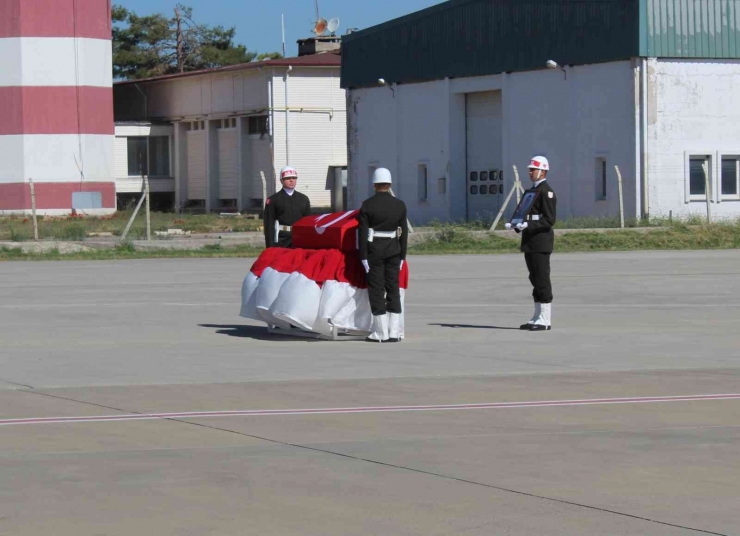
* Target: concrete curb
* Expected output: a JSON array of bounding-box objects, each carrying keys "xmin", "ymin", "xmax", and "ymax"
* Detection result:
[{"xmin": 0, "ymin": 226, "xmax": 666, "ymax": 254}]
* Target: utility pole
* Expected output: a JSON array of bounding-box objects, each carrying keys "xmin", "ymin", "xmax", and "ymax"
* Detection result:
[{"xmin": 175, "ymin": 7, "xmax": 184, "ymax": 73}]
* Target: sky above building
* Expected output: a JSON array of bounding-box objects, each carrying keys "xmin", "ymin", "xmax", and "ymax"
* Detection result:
[{"xmin": 114, "ymin": 0, "xmax": 443, "ymax": 57}]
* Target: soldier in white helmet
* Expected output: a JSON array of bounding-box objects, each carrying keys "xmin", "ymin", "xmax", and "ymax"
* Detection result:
[
  {"xmin": 506, "ymin": 156, "xmax": 557, "ymax": 331},
  {"xmin": 263, "ymin": 166, "xmax": 311, "ymax": 248},
  {"xmin": 358, "ymin": 168, "xmax": 409, "ymax": 342}
]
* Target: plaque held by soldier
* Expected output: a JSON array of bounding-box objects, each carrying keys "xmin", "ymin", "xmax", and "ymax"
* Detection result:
[{"xmin": 509, "ymin": 189, "xmax": 540, "ymax": 226}]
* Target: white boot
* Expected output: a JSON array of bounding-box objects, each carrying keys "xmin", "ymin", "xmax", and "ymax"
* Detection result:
[
  {"xmin": 520, "ymin": 303, "xmax": 541, "ymax": 330},
  {"xmin": 530, "ymin": 303, "xmax": 551, "ymax": 331},
  {"xmin": 366, "ymin": 314, "xmax": 389, "ymax": 342},
  {"xmin": 388, "ymin": 313, "xmax": 402, "ymax": 342}
]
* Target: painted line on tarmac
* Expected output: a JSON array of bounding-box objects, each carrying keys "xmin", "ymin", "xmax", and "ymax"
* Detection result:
[
  {"xmin": 0, "ymin": 302, "xmax": 233, "ymax": 309},
  {"xmin": 2, "ymin": 393, "xmax": 739, "ymax": 427},
  {"xmin": 2, "ymin": 302, "xmax": 739, "ymax": 310},
  {"xmin": 407, "ymin": 303, "xmax": 740, "ymax": 308}
]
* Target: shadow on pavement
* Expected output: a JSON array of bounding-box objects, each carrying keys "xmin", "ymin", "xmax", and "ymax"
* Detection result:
[{"xmin": 199, "ymin": 324, "xmax": 320, "ymax": 342}]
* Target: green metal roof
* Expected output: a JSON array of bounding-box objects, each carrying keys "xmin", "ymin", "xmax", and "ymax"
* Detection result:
[
  {"xmin": 642, "ymin": 0, "xmax": 740, "ymax": 56},
  {"xmin": 341, "ymin": 0, "xmax": 740, "ymax": 89}
]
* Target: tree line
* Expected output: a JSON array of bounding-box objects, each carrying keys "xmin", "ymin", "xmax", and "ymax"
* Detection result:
[{"xmin": 113, "ymin": 3, "xmax": 282, "ymax": 80}]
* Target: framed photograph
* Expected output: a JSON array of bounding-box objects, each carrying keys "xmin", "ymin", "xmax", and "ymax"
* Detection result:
[{"xmin": 509, "ymin": 189, "xmax": 540, "ymax": 226}]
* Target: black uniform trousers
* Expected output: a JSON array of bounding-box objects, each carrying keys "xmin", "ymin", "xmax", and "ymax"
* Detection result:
[
  {"xmin": 367, "ymin": 253, "xmax": 402, "ymax": 316},
  {"xmin": 524, "ymin": 252, "xmax": 553, "ymax": 304}
]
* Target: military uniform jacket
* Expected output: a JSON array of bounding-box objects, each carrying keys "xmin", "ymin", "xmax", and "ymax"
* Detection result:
[
  {"xmin": 358, "ymin": 192, "xmax": 409, "ymax": 261},
  {"xmin": 519, "ymin": 180, "xmax": 557, "ymax": 253},
  {"xmin": 263, "ymin": 189, "xmax": 311, "ymax": 248}
]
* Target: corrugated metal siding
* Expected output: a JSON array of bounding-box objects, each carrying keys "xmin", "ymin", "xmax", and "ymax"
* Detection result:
[
  {"xmin": 642, "ymin": 0, "xmax": 740, "ymax": 56},
  {"xmin": 114, "ymin": 137, "xmax": 128, "ymax": 178},
  {"xmin": 290, "ymin": 113, "xmax": 333, "ymax": 207},
  {"xmin": 218, "ymin": 129, "xmax": 239, "ymax": 199},
  {"xmin": 250, "ymin": 138, "xmax": 273, "ymax": 199},
  {"xmin": 187, "ymin": 131, "xmax": 207, "ymax": 200},
  {"xmin": 342, "ymin": 0, "xmax": 640, "ymax": 88}
]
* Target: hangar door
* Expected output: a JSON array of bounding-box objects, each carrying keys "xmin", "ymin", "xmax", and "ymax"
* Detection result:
[
  {"xmin": 186, "ymin": 121, "xmax": 207, "ymax": 201},
  {"xmin": 218, "ymin": 119, "xmax": 239, "ymax": 202},
  {"xmin": 466, "ymin": 91, "xmax": 504, "ymax": 221}
]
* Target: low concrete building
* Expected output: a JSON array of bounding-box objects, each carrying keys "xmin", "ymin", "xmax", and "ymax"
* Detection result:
[
  {"xmin": 341, "ymin": 0, "xmax": 740, "ymax": 224},
  {"xmin": 114, "ymin": 44, "xmax": 346, "ymax": 213}
]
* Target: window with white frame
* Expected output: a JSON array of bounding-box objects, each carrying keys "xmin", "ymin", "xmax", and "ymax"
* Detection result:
[
  {"xmin": 595, "ymin": 157, "xmax": 607, "ymax": 201},
  {"xmin": 127, "ymin": 137, "xmax": 148, "ymax": 176},
  {"xmin": 721, "ymin": 156, "xmax": 740, "ymax": 200},
  {"xmin": 686, "ymin": 154, "xmax": 712, "ymax": 201},
  {"xmin": 127, "ymin": 136, "xmax": 170, "ymax": 177},
  {"xmin": 418, "ymin": 163, "xmax": 428, "ymax": 202}
]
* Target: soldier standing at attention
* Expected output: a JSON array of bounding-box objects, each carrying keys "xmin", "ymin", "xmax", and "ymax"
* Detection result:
[
  {"xmin": 358, "ymin": 168, "xmax": 409, "ymax": 343},
  {"xmin": 507, "ymin": 156, "xmax": 557, "ymax": 331},
  {"xmin": 263, "ymin": 166, "xmax": 311, "ymax": 248}
]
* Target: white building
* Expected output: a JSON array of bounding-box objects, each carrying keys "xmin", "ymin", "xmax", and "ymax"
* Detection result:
[
  {"xmin": 341, "ymin": 0, "xmax": 740, "ymax": 224},
  {"xmin": 114, "ymin": 45, "xmax": 346, "ymax": 212}
]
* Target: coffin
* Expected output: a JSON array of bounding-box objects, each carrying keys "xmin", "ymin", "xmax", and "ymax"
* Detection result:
[{"xmin": 292, "ymin": 210, "xmax": 359, "ymax": 252}]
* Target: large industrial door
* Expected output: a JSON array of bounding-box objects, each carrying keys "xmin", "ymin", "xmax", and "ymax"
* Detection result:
[{"xmin": 465, "ymin": 91, "xmax": 504, "ymax": 221}]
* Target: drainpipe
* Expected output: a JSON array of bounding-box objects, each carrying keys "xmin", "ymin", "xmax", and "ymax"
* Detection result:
[
  {"xmin": 640, "ymin": 58, "xmax": 649, "ymax": 219},
  {"xmin": 285, "ymin": 65, "xmax": 292, "ymax": 166}
]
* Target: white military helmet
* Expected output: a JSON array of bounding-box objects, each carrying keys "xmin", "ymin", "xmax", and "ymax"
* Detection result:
[
  {"xmin": 372, "ymin": 168, "xmax": 392, "ymax": 184},
  {"xmin": 528, "ymin": 156, "xmax": 549, "ymax": 171},
  {"xmin": 280, "ymin": 166, "xmax": 298, "ymax": 180}
]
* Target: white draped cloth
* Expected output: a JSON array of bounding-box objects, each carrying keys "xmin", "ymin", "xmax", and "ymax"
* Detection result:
[{"xmin": 239, "ymin": 247, "xmax": 408, "ymax": 338}]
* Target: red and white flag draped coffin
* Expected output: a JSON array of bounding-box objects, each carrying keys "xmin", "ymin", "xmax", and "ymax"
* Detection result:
[
  {"xmin": 240, "ymin": 248, "xmax": 409, "ymax": 337},
  {"xmin": 292, "ymin": 210, "xmax": 359, "ymax": 252}
]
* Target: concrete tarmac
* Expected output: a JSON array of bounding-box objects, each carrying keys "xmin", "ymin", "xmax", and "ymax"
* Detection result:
[{"xmin": 1, "ymin": 251, "xmax": 739, "ymax": 535}]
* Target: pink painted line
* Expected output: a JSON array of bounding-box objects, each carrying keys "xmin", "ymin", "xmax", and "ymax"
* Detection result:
[{"xmin": 2, "ymin": 394, "xmax": 740, "ymax": 428}]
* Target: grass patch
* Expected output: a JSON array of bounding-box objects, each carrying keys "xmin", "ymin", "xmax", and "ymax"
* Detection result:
[
  {"xmin": 116, "ymin": 242, "xmax": 136, "ymax": 254},
  {"xmin": 0, "ymin": 211, "xmax": 263, "ymax": 241},
  {"xmin": 411, "ymin": 221, "xmax": 740, "ymax": 255},
  {"xmin": 2, "ymin": 221, "xmax": 739, "ymax": 261},
  {"xmin": 0, "ymin": 244, "xmax": 264, "ymax": 262}
]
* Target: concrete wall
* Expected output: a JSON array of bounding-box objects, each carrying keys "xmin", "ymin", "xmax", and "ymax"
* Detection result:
[
  {"xmin": 348, "ymin": 61, "xmax": 639, "ymax": 225},
  {"xmin": 647, "ymin": 59, "xmax": 740, "ymax": 220}
]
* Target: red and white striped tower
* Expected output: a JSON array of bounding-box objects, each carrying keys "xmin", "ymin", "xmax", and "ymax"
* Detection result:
[{"xmin": 0, "ymin": 0, "xmax": 115, "ymax": 215}]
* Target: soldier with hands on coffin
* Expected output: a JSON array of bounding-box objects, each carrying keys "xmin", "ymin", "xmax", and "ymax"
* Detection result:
[
  {"xmin": 358, "ymin": 168, "xmax": 408, "ymax": 343},
  {"xmin": 263, "ymin": 166, "xmax": 311, "ymax": 248}
]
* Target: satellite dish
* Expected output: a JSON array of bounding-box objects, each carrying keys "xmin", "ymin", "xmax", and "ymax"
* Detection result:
[
  {"xmin": 313, "ymin": 18, "xmax": 328, "ymax": 35},
  {"xmin": 327, "ymin": 17, "xmax": 340, "ymax": 35}
]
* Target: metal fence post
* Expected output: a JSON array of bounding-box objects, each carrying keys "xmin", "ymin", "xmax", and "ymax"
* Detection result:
[
  {"xmin": 29, "ymin": 178, "xmax": 39, "ymax": 241},
  {"xmin": 614, "ymin": 165, "xmax": 625, "ymax": 229}
]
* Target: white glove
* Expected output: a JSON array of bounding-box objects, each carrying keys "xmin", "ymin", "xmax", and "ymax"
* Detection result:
[
  {"xmin": 361, "ymin": 259, "xmax": 370, "ymax": 273},
  {"xmin": 515, "ymin": 222, "xmax": 528, "ymax": 231},
  {"xmin": 400, "ymin": 260, "xmax": 404, "ymax": 270},
  {"xmin": 504, "ymin": 223, "xmax": 512, "ymax": 230}
]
